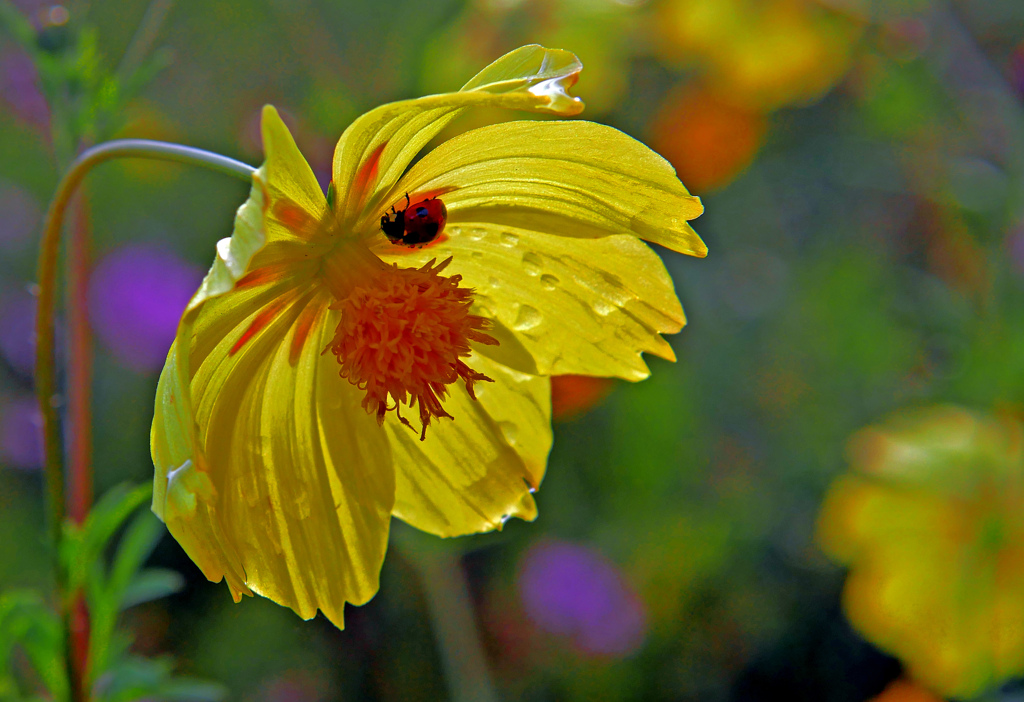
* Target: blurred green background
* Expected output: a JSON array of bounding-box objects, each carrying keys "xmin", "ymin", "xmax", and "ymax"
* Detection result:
[{"xmin": 4, "ymin": 0, "xmax": 1024, "ymax": 700}]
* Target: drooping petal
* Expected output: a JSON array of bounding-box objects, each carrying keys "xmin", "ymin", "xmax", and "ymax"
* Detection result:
[
  {"xmin": 152, "ymin": 106, "xmax": 394, "ymax": 628},
  {"xmin": 199, "ymin": 286, "xmax": 394, "ymax": 626},
  {"xmin": 332, "ymin": 45, "xmax": 585, "ymax": 229},
  {"xmin": 388, "ymin": 353, "xmax": 552, "ymax": 538},
  {"xmin": 389, "ymin": 120, "xmax": 706, "ymax": 256},
  {"xmin": 259, "ymin": 105, "xmax": 330, "ymax": 245},
  {"xmin": 378, "ymin": 227, "xmax": 684, "ymax": 380}
]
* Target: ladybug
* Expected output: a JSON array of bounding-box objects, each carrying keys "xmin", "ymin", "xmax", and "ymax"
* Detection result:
[{"xmin": 381, "ymin": 193, "xmax": 448, "ymax": 247}]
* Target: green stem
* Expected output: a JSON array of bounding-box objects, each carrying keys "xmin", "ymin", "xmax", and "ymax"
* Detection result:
[
  {"xmin": 399, "ymin": 541, "xmax": 499, "ymax": 702},
  {"xmin": 35, "ymin": 139, "xmax": 254, "ymax": 702},
  {"xmin": 116, "ymin": 0, "xmax": 176, "ymax": 81}
]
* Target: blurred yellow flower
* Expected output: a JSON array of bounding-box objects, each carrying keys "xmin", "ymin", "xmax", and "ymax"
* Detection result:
[
  {"xmin": 818, "ymin": 406, "xmax": 1024, "ymax": 698},
  {"xmin": 655, "ymin": 0, "xmax": 864, "ymax": 109},
  {"xmin": 150, "ymin": 45, "xmax": 706, "ymax": 628}
]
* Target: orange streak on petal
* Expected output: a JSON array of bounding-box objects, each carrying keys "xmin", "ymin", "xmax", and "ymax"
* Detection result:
[
  {"xmin": 272, "ymin": 198, "xmax": 319, "ymax": 239},
  {"xmin": 235, "ymin": 265, "xmax": 288, "ymax": 290},
  {"xmin": 352, "ymin": 142, "xmax": 387, "ymax": 204},
  {"xmin": 229, "ymin": 293, "xmax": 295, "ymax": 356},
  {"xmin": 409, "ymin": 186, "xmax": 456, "ymax": 202},
  {"xmin": 289, "ymin": 295, "xmax": 324, "ymax": 366}
]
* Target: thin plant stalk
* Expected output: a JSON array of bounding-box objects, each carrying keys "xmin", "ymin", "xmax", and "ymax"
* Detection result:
[
  {"xmin": 36, "ymin": 139, "xmax": 254, "ymax": 702},
  {"xmin": 400, "ymin": 543, "xmax": 499, "ymax": 702},
  {"xmin": 67, "ymin": 193, "xmax": 93, "ymax": 702},
  {"xmin": 67, "ymin": 193, "xmax": 93, "ymax": 526}
]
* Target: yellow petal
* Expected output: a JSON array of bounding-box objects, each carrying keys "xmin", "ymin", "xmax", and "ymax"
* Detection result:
[
  {"xmin": 153, "ymin": 103, "xmax": 320, "ymax": 525},
  {"xmin": 152, "ymin": 106, "xmax": 393, "ymax": 627},
  {"xmin": 388, "ymin": 353, "xmax": 551, "ymax": 537},
  {"xmin": 390, "ymin": 119, "xmax": 706, "ymax": 256},
  {"xmin": 152, "ymin": 343, "xmax": 251, "ymax": 603},
  {"xmin": 259, "ymin": 105, "xmax": 329, "ymax": 245},
  {"xmin": 158, "ymin": 278, "xmax": 395, "ymax": 627},
  {"xmin": 379, "ymin": 227, "xmax": 684, "ymax": 380},
  {"xmin": 332, "ymin": 45, "xmax": 585, "ymax": 229}
]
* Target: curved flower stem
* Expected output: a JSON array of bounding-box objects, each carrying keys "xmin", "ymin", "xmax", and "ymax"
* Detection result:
[{"xmin": 36, "ymin": 139, "xmax": 254, "ymax": 702}]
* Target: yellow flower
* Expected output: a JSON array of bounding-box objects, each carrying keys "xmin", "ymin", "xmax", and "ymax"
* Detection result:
[
  {"xmin": 149, "ymin": 46, "xmax": 706, "ymax": 628},
  {"xmin": 818, "ymin": 406, "xmax": 1024, "ymax": 698},
  {"xmin": 655, "ymin": 0, "xmax": 864, "ymax": 110}
]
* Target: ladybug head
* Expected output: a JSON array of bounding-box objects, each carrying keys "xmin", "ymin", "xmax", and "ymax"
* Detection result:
[{"xmin": 380, "ymin": 209, "xmax": 406, "ymax": 243}]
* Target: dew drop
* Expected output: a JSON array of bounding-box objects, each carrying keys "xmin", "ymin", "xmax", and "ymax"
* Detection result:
[
  {"xmin": 540, "ymin": 273, "xmax": 559, "ymax": 291},
  {"xmin": 488, "ymin": 276, "xmax": 502, "ymax": 289},
  {"xmin": 522, "ymin": 252, "xmax": 542, "ymax": 276},
  {"xmin": 592, "ymin": 299, "xmax": 615, "ymax": 316},
  {"xmin": 447, "ymin": 225, "xmax": 462, "ymax": 237},
  {"xmin": 473, "ymin": 295, "xmax": 496, "ymax": 319},
  {"xmin": 470, "ymin": 250, "xmax": 484, "ymax": 258},
  {"xmin": 500, "ymin": 232, "xmax": 519, "ymax": 247},
  {"xmin": 513, "ymin": 304, "xmax": 542, "ymax": 331},
  {"xmin": 467, "ymin": 227, "xmax": 487, "ymax": 241},
  {"xmin": 498, "ymin": 420, "xmax": 519, "ymax": 445}
]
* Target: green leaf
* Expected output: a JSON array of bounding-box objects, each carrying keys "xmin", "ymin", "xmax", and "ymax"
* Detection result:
[
  {"xmin": 83, "ymin": 488, "xmax": 164, "ymax": 688},
  {"xmin": 0, "ymin": 590, "xmax": 68, "ymax": 702},
  {"xmin": 0, "ymin": 0, "xmax": 37, "ymax": 50},
  {"xmin": 118, "ymin": 569, "xmax": 185, "ymax": 611},
  {"xmin": 94, "ymin": 656, "xmax": 226, "ymax": 702},
  {"xmin": 64, "ymin": 484, "xmax": 153, "ymax": 593}
]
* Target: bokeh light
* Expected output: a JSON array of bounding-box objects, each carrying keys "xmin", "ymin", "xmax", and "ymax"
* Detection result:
[
  {"xmin": 550, "ymin": 375, "xmax": 614, "ymax": 421},
  {"xmin": 517, "ymin": 538, "xmax": 647, "ymax": 658},
  {"xmin": 650, "ymin": 85, "xmax": 767, "ymax": 193},
  {"xmin": 87, "ymin": 243, "xmax": 203, "ymax": 372}
]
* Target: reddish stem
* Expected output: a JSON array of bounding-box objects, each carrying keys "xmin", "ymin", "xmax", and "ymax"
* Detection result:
[
  {"xmin": 67, "ymin": 193, "xmax": 93, "ymax": 525},
  {"xmin": 68, "ymin": 593, "xmax": 90, "ymax": 702},
  {"xmin": 67, "ymin": 193, "xmax": 93, "ymax": 701}
]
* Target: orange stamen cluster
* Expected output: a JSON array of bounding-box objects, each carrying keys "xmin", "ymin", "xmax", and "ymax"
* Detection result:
[{"xmin": 326, "ymin": 258, "xmax": 498, "ymax": 439}]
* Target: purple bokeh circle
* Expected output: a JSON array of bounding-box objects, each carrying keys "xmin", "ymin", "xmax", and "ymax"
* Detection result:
[
  {"xmin": 87, "ymin": 243, "xmax": 203, "ymax": 372},
  {"xmin": 517, "ymin": 538, "xmax": 647, "ymax": 658}
]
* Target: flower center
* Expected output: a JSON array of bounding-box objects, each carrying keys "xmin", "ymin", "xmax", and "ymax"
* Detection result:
[{"xmin": 326, "ymin": 257, "xmax": 498, "ymax": 439}]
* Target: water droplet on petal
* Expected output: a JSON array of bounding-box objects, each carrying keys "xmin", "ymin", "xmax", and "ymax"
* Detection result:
[
  {"xmin": 489, "ymin": 276, "xmax": 502, "ymax": 289},
  {"xmin": 447, "ymin": 225, "xmax": 462, "ymax": 237},
  {"xmin": 592, "ymin": 299, "xmax": 615, "ymax": 316},
  {"xmin": 540, "ymin": 274, "xmax": 559, "ymax": 291},
  {"xmin": 468, "ymin": 228, "xmax": 487, "ymax": 241},
  {"xmin": 473, "ymin": 294, "xmax": 496, "ymax": 319},
  {"xmin": 513, "ymin": 304, "xmax": 542, "ymax": 331},
  {"xmin": 498, "ymin": 420, "xmax": 519, "ymax": 445},
  {"xmin": 522, "ymin": 252, "xmax": 543, "ymax": 276},
  {"xmin": 500, "ymin": 232, "xmax": 519, "ymax": 247}
]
